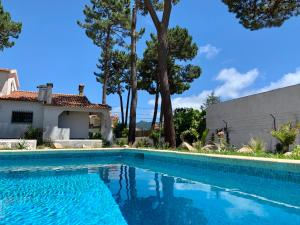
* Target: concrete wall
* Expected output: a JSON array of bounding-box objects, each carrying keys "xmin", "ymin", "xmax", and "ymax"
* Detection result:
[
  {"xmin": 52, "ymin": 140, "xmax": 102, "ymax": 148},
  {"xmin": 58, "ymin": 111, "xmax": 89, "ymax": 139},
  {"xmin": 207, "ymin": 84, "xmax": 300, "ymax": 150},
  {"xmin": 0, "ymin": 101, "xmax": 44, "ymax": 138}
]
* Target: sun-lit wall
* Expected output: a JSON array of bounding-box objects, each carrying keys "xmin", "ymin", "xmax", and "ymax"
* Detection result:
[{"xmin": 207, "ymin": 84, "xmax": 300, "ymax": 150}]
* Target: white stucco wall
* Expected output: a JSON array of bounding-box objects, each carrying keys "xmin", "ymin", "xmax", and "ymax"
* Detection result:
[
  {"xmin": 58, "ymin": 111, "xmax": 89, "ymax": 139},
  {"xmin": 207, "ymin": 84, "xmax": 300, "ymax": 150},
  {"xmin": 0, "ymin": 71, "xmax": 18, "ymax": 96},
  {"xmin": 0, "ymin": 100, "xmax": 113, "ymax": 142},
  {"xmin": 0, "ymin": 101, "xmax": 44, "ymax": 138},
  {"xmin": 99, "ymin": 111, "xmax": 113, "ymax": 142}
]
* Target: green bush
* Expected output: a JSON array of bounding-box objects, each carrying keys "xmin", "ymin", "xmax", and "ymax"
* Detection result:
[
  {"xmin": 293, "ymin": 145, "xmax": 300, "ymax": 157},
  {"xmin": 114, "ymin": 123, "xmax": 128, "ymax": 138},
  {"xmin": 89, "ymin": 132, "xmax": 102, "ymax": 139},
  {"xmin": 121, "ymin": 128, "xmax": 129, "ymax": 138},
  {"xmin": 174, "ymin": 108, "xmax": 206, "ymax": 146},
  {"xmin": 17, "ymin": 139, "xmax": 29, "ymax": 150},
  {"xmin": 135, "ymin": 138, "xmax": 152, "ymax": 148},
  {"xmin": 116, "ymin": 138, "xmax": 127, "ymax": 147},
  {"xmin": 248, "ymin": 137, "xmax": 266, "ymax": 153},
  {"xmin": 271, "ymin": 122, "xmax": 300, "ymax": 153},
  {"xmin": 23, "ymin": 126, "xmax": 43, "ymax": 145},
  {"xmin": 200, "ymin": 128, "xmax": 209, "ymax": 146},
  {"xmin": 149, "ymin": 129, "xmax": 161, "ymax": 147},
  {"xmin": 180, "ymin": 128, "xmax": 198, "ymax": 144}
]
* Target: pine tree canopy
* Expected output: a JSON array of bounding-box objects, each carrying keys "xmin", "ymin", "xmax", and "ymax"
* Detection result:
[
  {"xmin": 95, "ymin": 50, "xmax": 130, "ymax": 95},
  {"xmin": 138, "ymin": 26, "xmax": 201, "ymax": 95},
  {"xmin": 0, "ymin": 0, "xmax": 22, "ymax": 51},
  {"xmin": 223, "ymin": 0, "xmax": 300, "ymax": 30},
  {"xmin": 78, "ymin": 0, "xmax": 131, "ymax": 48}
]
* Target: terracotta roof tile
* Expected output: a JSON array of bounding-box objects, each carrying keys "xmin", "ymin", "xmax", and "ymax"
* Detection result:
[{"xmin": 0, "ymin": 91, "xmax": 110, "ymax": 110}]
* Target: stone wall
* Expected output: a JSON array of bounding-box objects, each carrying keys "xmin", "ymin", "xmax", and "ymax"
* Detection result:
[{"xmin": 0, "ymin": 139, "xmax": 37, "ymax": 150}]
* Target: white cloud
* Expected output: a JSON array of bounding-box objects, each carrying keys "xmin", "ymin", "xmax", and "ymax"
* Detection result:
[
  {"xmin": 200, "ymin": 44, "xmax": 221, "ymax": 59},
  {"xmin": 247, "ymin": 68, "xmax": 300, "ymax": 95},
  {"xmin": 170, "ymin": 68, "xmax": 259, "ymax": 109},
  {"xmin": 147, "ymin": 67, "xmax": 300, "ymax": 110},
  {"xmin": 171, "ymin": 90, "xmax": 212, "ymax": 109},
  {"xmin": 148, "ymin": 97, "xmax": 161, "ymax": 106},
  {"xmin": 214, "ymin": 68, "xmax": 259, "ymax": 98},
  {"xmin": 111, "ymin": 107, "xmax": 121, "ymax": 114}
]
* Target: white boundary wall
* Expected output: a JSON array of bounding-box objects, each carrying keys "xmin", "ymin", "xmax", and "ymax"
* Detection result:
[{"xmin": 207, "ymin": 84, "xmax": 300, "ymax": 150}]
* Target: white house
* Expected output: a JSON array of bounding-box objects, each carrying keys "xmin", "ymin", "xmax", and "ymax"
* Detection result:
[
  {"xmin": 0, "ymin": 68, "xmax": 113, "ymax": 143},
  {"xmin": 206, "ymin": 84, "xmax": 300, "ymax": 149}
]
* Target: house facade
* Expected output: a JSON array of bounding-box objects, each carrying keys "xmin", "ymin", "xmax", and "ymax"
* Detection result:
[
  {"xmin": 0, "ymin": 68, "xmax": 113, "ymax": 142},
  {"xmin": 206, "ymin": 84, "xmax": 300, "ymax": 149}
]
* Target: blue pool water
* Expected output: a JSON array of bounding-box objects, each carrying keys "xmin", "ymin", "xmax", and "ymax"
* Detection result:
[{"xmin": 0, "ymin": 150, "xmax": 300, "ymax": 225}]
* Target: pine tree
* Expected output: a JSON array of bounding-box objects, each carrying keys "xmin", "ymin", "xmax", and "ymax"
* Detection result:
[
  {"xmin": 139, "ymin": 26, "xmax": 201, "ymax": 129},
  {"xmin": 105, "ymin": 50, "xmax": 130, "ymax": 126},
  {"xmin": 223, "ymin": 0, "xmax": 300, "ymax": 30},
  {"xmin": 0, "ymin": 0, "xmax": 22, "ymax": 52},
  {"xmin": 143, "ymin": 0, "xmax": 299, "ymax": 148},
  {"xmin": 78, "ymin": 0, "xmax": 131, "ymax": 105}
]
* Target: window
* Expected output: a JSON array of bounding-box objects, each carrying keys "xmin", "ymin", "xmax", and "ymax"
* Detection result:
[{"xmin": 11, "ymin": 111, "xmax": 33, "ymax": 123}]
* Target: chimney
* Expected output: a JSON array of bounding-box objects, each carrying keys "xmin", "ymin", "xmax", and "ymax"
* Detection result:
[
  {"xmin": 37, "ymin": 85, "xmax": 47, "ymax": 102},
  {"xmin": 78, "ymin": 84, "xmax": 85, "ymax": 96},
  {"xmin": 46, "ymin": 83, "xmax": 53, "ymax": 104}
]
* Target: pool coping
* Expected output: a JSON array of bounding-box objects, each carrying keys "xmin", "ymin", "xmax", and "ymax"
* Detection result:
[{"xmin": 1, "ymin": 147, "xmax": 300, "ymax": 165}]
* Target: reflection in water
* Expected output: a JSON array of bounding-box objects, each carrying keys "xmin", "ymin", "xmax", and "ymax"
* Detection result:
[{"xmin": 100, "ymin": 166, "xmax": 207, "ymax": 225}]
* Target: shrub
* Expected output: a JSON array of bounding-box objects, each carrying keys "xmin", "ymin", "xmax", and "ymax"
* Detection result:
[
  {"xmin": 160, "ymin": 141, "xmax": 170, "ymax": 149},
  {"xmin": 180, "ymin": 128, "xmax": 198, "ymax": 144},
  {"xmin": 149, "ymin": 129, "xmax": 161, "ymax": 147},
  {"xmin": 174, "ymin": 108, "xmax": 206, "ymax": 146},
  {"xmin": 248, "ymin": 137, "xmax": 266, "ymax": 153},
  {"xmin": 135, "ymin": 138, "xmax": 152, "ymax": 148},
  {"xmin": 17, "ymin": 139, "xmax": 29, "ymax": 150},
  {"xmin": 292, "ymin": 145, "xmax": 300, "ymax": 157},
  {"xmin": 114, "ymin": 123, "xmax": 128, "ymax": 138},
  {"xmin": 103, "ymin": 139, "xmax": 111, "ymax": 147},
  {"xmin": 116, "ymin": 138, "xmax": 127, "ymax": 147},
  {"xmin": 271, "ymin": 122, "xmax": 300, "ymax": 153},
  {"xmin": 89, "ymin": 132, "xmax": 102, "ymax": 139},
  {"xmin": 121, "ymin": 128, "xmax": 129, "ymax": 138},
  {"xmin": 24, "ymin": 126, "xmax": 43, "ymax": 145},
  {"xmin": 200, "ymin": 128, "xmax": 209, "ymax": 146}
]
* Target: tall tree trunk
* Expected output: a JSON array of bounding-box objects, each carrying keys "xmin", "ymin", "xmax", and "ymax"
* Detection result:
[
  {"xmin": 128, "ymin": 2, "xmax": 138, "ymax": 144},
  {"xmin": 144, "ymin": 0, "xmax": 176, "ymax": 148},
  {"xmin": 125, "ymin": 87, "xmax": 131, "ymax": 127},
  {"xmin": 102, "ymin": 27, "xmax": 111, "ymax": 105},
  {"xmin": 158, "ymin": 26, "xmax": 176, "ymax": 147},
  {"xmin": 118, "ymin": 90, "xmax": 125, "ymax": 126},
  {"xmin": 151, "ymin": 89, "xmax": 159, "ymax": 129},
  {"xmin": 159, "ymin": 99, "xmax": 164, "ymax": 126},
  {"xmin": 129, "ymin": 167, "xmax": 137, "ymax": 200}
]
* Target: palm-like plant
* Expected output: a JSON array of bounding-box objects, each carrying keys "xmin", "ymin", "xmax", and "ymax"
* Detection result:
[
  {"xmin": 248, "ymin": 137, "xmax": 266, "ymax": 153},
  {"xmin": 271, "ymin": 122, "xmax": 300, "ymax": 153}
]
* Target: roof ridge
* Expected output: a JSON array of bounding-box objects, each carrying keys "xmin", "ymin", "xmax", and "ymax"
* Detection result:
[
  {"xmin": 13, "ymin": 90, "xmax": 37, "ymax": 93},
  {"xmin": 13, "ymin": 90, "xmax": 83, "ymax": 97},
  {"xmin": 52, "ymin": 93, "xmax": 82, "ymax": 96}
]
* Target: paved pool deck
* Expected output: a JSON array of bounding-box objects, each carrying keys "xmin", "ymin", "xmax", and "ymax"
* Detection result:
[{"xmin": 0, "ymin": 147, "xmax": 300, "ymax": 165}]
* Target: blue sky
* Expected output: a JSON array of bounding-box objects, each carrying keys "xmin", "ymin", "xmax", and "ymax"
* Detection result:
[{"xmin": 1, "ymin": 0, "xmax": 300, "ymax": 121}]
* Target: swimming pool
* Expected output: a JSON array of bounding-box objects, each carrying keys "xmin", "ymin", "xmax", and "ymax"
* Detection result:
[{"xmin": 0, "ymin": 149, "xmax": 300, "ymax": 225}]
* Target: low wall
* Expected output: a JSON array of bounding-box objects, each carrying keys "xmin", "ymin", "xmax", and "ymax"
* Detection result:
[
  {"xmin": 0, "ymin": 139, "xmax": 37, "ymax": 150},
  {"xmin": 52, "ymin": 140, "xmax": 103, "ymax": 149}
]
